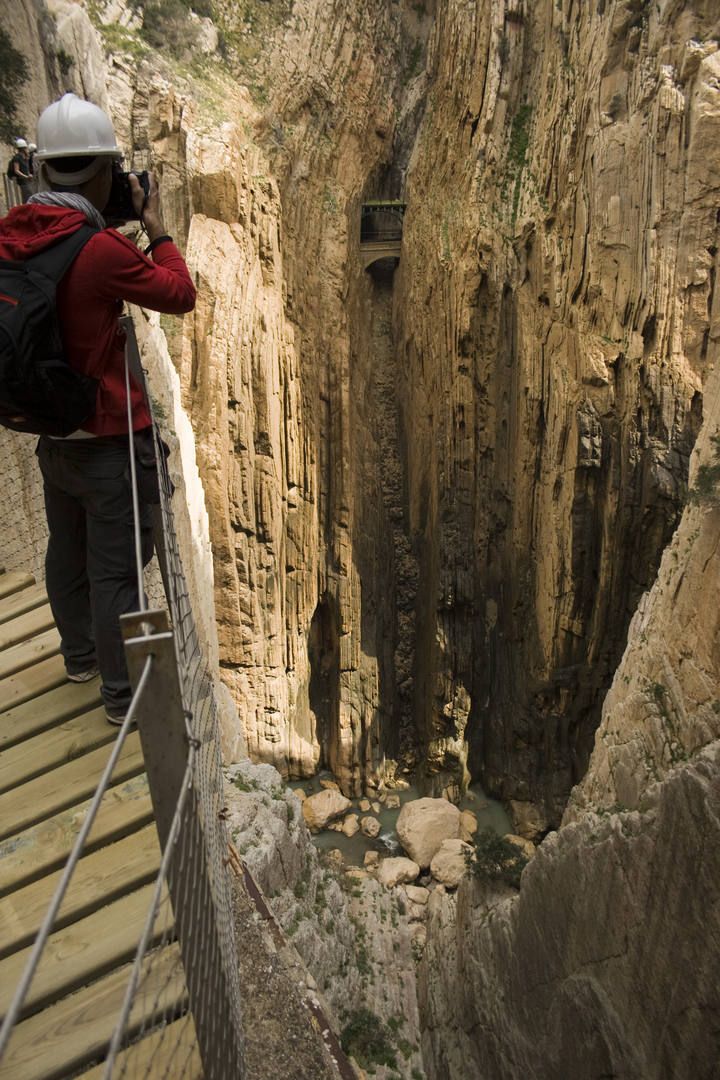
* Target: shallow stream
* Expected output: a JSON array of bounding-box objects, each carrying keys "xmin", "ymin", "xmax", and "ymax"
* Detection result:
[{"xmin": 289, "ymin": 774, "xmax": 513, "ymax": 865}]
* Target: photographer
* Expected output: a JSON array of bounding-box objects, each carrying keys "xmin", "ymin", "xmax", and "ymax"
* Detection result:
[{"xmin": 0, "ymin": 93, "xmax": 196, "ymax": 725}]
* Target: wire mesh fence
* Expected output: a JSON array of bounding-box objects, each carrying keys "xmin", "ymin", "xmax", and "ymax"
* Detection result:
[
  {"xmin": 0, "ymin": 317, "xmax": 244, "ymax": 1078},
  {"xmin": 99, "ymin": 320, "xmax": 245, "ymax": 1078}
]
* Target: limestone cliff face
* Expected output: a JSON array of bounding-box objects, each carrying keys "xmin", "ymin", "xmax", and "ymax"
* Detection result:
[
  {"xmin": 420, "ymin": 743, "xmax": 720, "ymax": 1079},
  {"xmin": 395, "ymin": 0, "xmax": 720, "ymax": 818},
  {"xmin": 418, "ymin": 359, "xmax": 720, "ymax": 1077},
  {"xmin": 3, "ymin": 0, "xmax": 719, "ymax": 820}
]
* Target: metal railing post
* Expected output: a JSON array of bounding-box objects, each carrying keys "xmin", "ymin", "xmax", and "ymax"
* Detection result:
[{"xmin": 121, "ymin": 609, "xmax": 245, "ymax": 1079}]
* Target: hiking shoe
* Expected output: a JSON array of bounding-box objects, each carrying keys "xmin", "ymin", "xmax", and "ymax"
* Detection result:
[
  {"xmin": 105, "ymin": 707, "xmax": 136, "ymax": 728},
  {"xmin": 67, "ymin": 665, "xmax": 100, "ymax": 683}
]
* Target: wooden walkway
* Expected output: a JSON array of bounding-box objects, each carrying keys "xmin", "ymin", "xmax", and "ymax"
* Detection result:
[{"xmin": 0, "ymin": 571, "xmax": 201, "ymax": 1079}]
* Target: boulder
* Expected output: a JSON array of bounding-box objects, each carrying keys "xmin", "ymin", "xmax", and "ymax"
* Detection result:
[
  {"xmin": 320, "ymin": 778, "xmax": 340, "ymax": 791},
  {"xmin": 342, "ymin": 814, "xmax": 360, "ymax": 837},
  {"xmin": 359, "ymin": 799, "xmax": 371, "ymax": 812},
  {"xmin": 504, "ymin": 833, "xmax": 536, "ymax": 860},
  {"xmin": 385, "ymin": 794, "xmax": 401, "ymax": 809},
  {"xmin": 509, "ymin": 799, "xmax": 547, "ymax": 840},
  {"xmin": 364, "ymin": 850, "xmax": 380, "ymax": 869},
  {"xmin": 430, "ymin": 838, "xmax": 472, "ymax": 889},
  {"xmin": 371, "ymin": 801, "xmax": 381, "ymax": 813},
  {"xmin": 460, "ymin": 809, "xmax": 478, "ymax": 842},
  {"xmin": 360, "ymin": 816, "xmax": 381, "ymax": 838},
  {"xmin": 396, "ymin": 797, "xmax": 462, "ymax": 867},
  {"xmin": 405, "ymin": 884, "xmax": 429, "ymax": 906},
  {"xmin": 376, "ymin": 857, "xmax": 420, "ymax": 888},
  {"xmin": 293, "ymin": 788, "xmax": 306, "ymax": 802},
  {"xmin": 302, "ymin": 789, "xmax": 352, "ymax": 831}
]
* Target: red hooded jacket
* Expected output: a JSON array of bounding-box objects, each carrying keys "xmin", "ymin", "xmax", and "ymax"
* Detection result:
[{"xmin": 0, "ymin": 204, "xmax": 196, "ymax": 435}]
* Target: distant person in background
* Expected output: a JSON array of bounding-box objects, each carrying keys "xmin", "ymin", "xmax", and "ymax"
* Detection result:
[
  {"xmin": 27, "ymin": 142, "xmax": 37, "ymax": 191},
  {"xmin": 9, "ymin": 139, "xmax": 33, "ymax": 202}
]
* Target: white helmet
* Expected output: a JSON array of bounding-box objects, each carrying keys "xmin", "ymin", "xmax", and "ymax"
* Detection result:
[
  {"xmin": 35, "ymin": 93, "xmax": 122, "ymax": 184},
  {"xmin": 14, "ymin": 138, "xmax": 28, "ymax": 149},
  {"xmin": 28, "ymin": 142, "xmax": 37, "ymax": 152}
]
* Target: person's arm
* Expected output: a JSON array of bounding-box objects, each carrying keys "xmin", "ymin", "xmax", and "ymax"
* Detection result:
[{"xmin": 87, "ymin": 229, "xmax": 196, "ymax": 314}]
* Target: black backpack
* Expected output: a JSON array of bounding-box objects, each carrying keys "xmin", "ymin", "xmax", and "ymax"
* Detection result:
[
  {"xmin": 6, "ymin": 157, "xmax": 15, "ymax": 179},
  {"xmin": 0, "ymin": 225, "xmax": 100, "ymax": 436}
]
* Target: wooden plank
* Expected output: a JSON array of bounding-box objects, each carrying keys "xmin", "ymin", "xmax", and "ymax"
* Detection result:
[
  {"xmin": 0, "ymin": 883, "xmax": 173, "ymax": 1018},
  {"xmin": 0, "ymin": 681, "xmax": 101, "ymax": 752},
  {"xmin": 77, "ymin": 1015, "xmax": 202, "ymax": 1079},
  {"xmin": 0, "ymin": 731, "xmax": 145, "ymax": 843},
  {"xmin": 0, "ymin": 606, "xmax": 55, "ymax": 654},
  {"xmin": 0, "ymin": 706, "xmax": 112, "ymax": 796},
  {"xmin": 0, "ymin": 584, "xmax": 47, "ymax": 627},
  {"xmin": 0, "ymin": 655, "xmax": 67, "ymax": 715},
  {"xmin": 0, "ymin": 775, "xmax": 153, "ymax": 897},
  {"xmin": 0, "ymin": 572, "xmax": 35, "ymax": 602},
  {"xmin": 0, "ymin": 628, "xmax": 61, "ymax": 681},
  {"xmin": 0, "ymin": 823, "xmax": 160, "ymax": 958},
  {"xmin": 0, "ymin": 943, "xmax": 186, "ymax": 1080}
]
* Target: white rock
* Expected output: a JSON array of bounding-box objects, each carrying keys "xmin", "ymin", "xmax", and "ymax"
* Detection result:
[
  {"xmin": 430, "ymin": 838, "xmax": 472, "ymax": 889},
  {"xmin": 396, "ymin": 797, "xmax": 462, "ymax": 867},
  {"xmin": 404, "ymin": 884, "xmax": 429, "ymax": 905},
  {"xmin": 371, "ymin": 801, "xmax": 381, "ymax": 813},
  {"xmin": 460, "ymin": 809, "xmax": 478, "ymax": 842},
  {"xmin": 376, "ymin": 857, "xmax": 420, "ymax": 888},
  {"xmin": 410, "ymin": 923, "xmax": 427, "ymax": 949},
  {"xmin": 360, "ymin": 816, "xmax": 381, "ymax": 838},
  {"xmin": 504, "ymin": 833, "xmax": 536, "ymax": 860},
  {"xmin": 302, "ymin": 789, "xmax": 352, "ymax": 831},
  {"xmin": 342, "ymin": 814, "xmax": 360, "ymax": 837}
]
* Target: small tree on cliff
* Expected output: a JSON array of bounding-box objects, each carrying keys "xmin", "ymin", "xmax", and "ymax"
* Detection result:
[
  {"xmin": 688, "ymin": 434, "xmax": 720, "ymax": 509},
  {"xmin": 464, "ymin": 828, "xmax": 529, "ymax": 889}
]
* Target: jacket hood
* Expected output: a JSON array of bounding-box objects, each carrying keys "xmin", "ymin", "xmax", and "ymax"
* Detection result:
[{"xmin": 0, "ymin": 204, "xmax": 90, "ymax": 261}]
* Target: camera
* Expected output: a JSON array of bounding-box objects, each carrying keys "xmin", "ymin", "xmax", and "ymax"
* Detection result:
[{"xmin": 103, "ymin": 162, "xmax": 150, "ymax": 224}]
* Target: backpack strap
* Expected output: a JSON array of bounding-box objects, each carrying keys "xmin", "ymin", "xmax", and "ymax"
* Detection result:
[{"xmin": 25, "ymin": 224, "xmax": 100, "ymax": 283}]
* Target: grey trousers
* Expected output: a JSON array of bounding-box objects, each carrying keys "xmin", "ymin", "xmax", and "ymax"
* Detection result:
[{"xmin": 37, "ymin": 436, "xmax": 154, "ymax": 712}]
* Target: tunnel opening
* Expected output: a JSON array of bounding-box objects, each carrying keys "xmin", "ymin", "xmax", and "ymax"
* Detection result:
[{"xmin": 308, "ymin": 595, "xmax": 340, "ymax": 770}]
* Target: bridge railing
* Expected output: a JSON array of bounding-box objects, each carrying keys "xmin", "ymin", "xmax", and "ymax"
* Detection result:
[{"xmin": 0, "ymin": 317, "xmax": 245, "ymax": 1078}]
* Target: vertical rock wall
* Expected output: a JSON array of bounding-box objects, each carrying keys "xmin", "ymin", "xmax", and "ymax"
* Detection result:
[
  {"xmin": 3, "ymin": 0, "xmax": 719, "ymax": 821},
  {"xmin": 395, "ymin": 0, "xmax": 720, "ymax": 818}
]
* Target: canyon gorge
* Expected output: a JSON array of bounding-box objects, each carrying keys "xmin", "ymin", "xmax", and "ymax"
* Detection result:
[{"xmin": 2, "ymin": 0, "xmax": 720, "ymax": 1076}]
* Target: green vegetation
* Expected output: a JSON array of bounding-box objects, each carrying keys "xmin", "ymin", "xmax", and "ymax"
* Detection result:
[
  {"xmin": 0, "ymin": 29, "xmax": 29, "ymax": 144},
  {"xmin": 688, "ymin": 434, "xmax": 720, "ymax": 509},
  {"xmin": 340, "ymin": 1008, "xmax": 398, "ymax": 1072},
  {"xmin": 464, "ymin": 827, "xmax": 528, "ymax": 889},
  {"xmin": 56, "ymin": 48, "xmax": 74, "ymax": 75},
  {"xmin": 507, "ymin": 103, "xmax": 532, "ymax": 226}
]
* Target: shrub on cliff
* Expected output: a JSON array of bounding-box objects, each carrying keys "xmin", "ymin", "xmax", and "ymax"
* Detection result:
[
  {"xmin": 341, "ymin": 1007, "xmax": 398, "ymax": 1071},
  {"xmin": 0, "ymin": 29, "xmax": 29, "ymax": 144},
  {"xmin": 688, "ymin": 434, "xmax": 720, "ymax": 509},
  {"xmin": 464, "ymin": 828, "xmax": 528, "ymax": 889}
]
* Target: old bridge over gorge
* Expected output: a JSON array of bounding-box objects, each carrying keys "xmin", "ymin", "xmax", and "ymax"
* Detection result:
[{"xmin": 360, "ymin": 201, "xmax": 406, "ymax": 269}]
